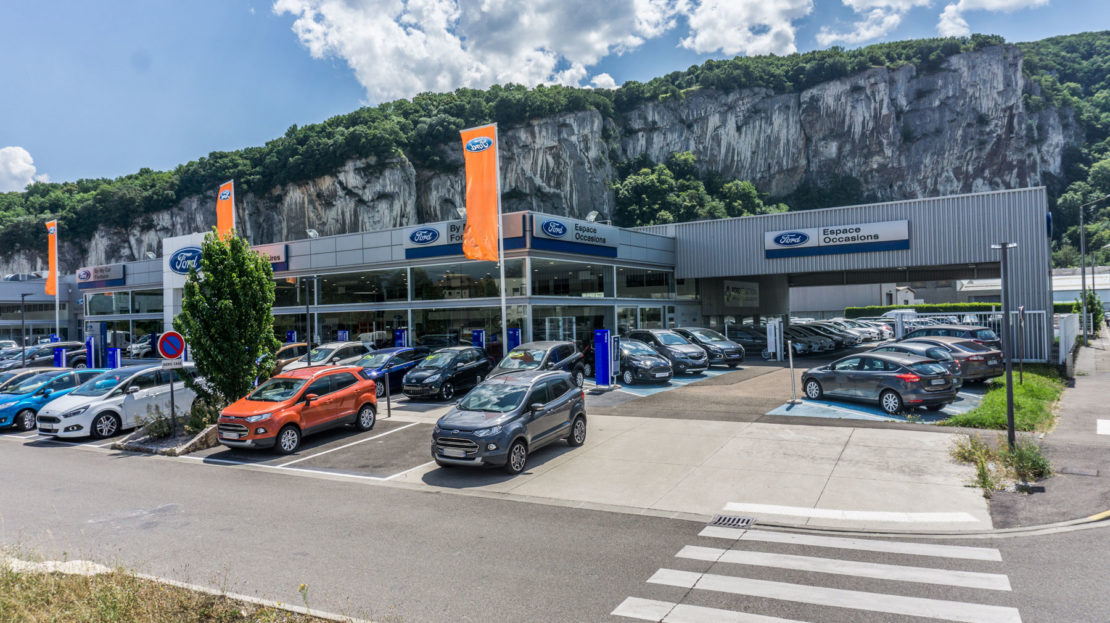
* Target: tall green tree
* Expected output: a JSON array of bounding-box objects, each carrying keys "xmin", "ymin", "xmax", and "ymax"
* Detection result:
[{"xmin": 174, "ymin": 230, "xmax": 280, "ymax": 419}]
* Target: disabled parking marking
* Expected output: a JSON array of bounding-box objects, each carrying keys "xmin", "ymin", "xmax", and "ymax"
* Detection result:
[
  {"xmin": 766, "ymin": 392, "xmax": 982, "ymax": 424},
  {"xmin": 587, "ymin": 367, "xmax": 740, "ymax": 397},
  {"xmin": 275, "ymin": 421, "xmax": 420, "ymax": 467}
]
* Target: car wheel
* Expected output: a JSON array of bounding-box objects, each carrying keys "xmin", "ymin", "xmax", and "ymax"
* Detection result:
[
  {"xmin": 583, "ymin": 362, "xmax": 593, "ymax": 378},
  {"xmin": 73, "ymin": 360, "xmax": 87, "ymax": 369},
  {"xmin": 90, "ymin": 413, "xmax": 121, "ymax": 439},
  {"xmin": 504, "ymin": 439, "xmax": 528, "ymax": 475},
  {"xmin": 355, "ymin": 403, "xmax": 376, "ymax": 431},
  {"xmin": 622, "ymin": 369, "xmax": 635, "ymax": 385},
  {"xmin": 274, "ymin": 425, "xmax": 302, "ymax": 455},
  {"xmin": 566, "ymin": 415, "xmax": 587, "ymax": 447},
  {"xmin": 440, "ymin": 382, "xmax": 455, "ymax": 401},
  {"xmin": 573, "ymin": 369, "xmax": 585, "ymax": 388},
  {"xmin": 880, "ymin": 390, "xmax": 904, "ymax": 415},
  {"xmin": 804, "ymin": 379, "xmax": 823, "ymax": 400},
  {"xmin": 16, "ymin": 409, "xmax": 36, "ymax": 432},
  {"xmin": 376, "ymin": 381, "xmax": 386, "ymax": 398},
  {"xmin": 926, "ymin": 404, "xmax": 946, "ymax": 412}
]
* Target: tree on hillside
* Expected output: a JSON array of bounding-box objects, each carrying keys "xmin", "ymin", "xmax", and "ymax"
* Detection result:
[{"xmin": 174, "ymin": 230, "xmax": 280, "ymax": 427}]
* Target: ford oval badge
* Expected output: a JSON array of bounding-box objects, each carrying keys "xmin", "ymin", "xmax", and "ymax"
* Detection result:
[
  {"xmin": 169, "ymin": 247, "xmax": 202, "ymax": 275},
  {"xmin": 541, "ymin": 219, "xmax": 568, "ymax": 238},
  {"xmin": 219, "ymin": 189, "xmax": 231, "ymax": 200},
  {"xmin": 77, "ymin": 269, "xmax": 91, "ymax": 281},
  {"xmin": 465, "ymin": 136, "xmax": 493, "ymax": 152},
  {"xmin": 409, "ymin": 228, "xmax": 440, "ymax": 245},
  {"xmin": 773, "ymin": 232, "xmax": 810, "ymax": 247}
]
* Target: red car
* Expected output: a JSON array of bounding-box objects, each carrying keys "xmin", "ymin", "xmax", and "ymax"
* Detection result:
[{"xmin": 218, "ymin": 366, "xmax": 377, "ymax": 454}]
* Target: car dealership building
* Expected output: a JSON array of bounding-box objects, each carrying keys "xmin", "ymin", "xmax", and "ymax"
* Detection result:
[{"xmin": 34, "ymin": 186, "xmax": 1053, "ymax": 362}]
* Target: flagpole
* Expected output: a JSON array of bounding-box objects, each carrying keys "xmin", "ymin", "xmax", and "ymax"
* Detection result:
[
  {"xmin": 54, "ymin": 228, "xmax": 59, "ymax": 338},
  {"xmin": 494, "ymin": 124, "xmax": 508, "ymax": 356}
]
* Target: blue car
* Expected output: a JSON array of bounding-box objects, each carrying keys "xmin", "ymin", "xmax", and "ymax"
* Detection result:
[
  {"xmin": 0, "ymin": 368, "xmax": 106, "ymax": 431},
  {"xmin": 354, "ymin": 346, "xmax": 430, "ymax": 397}
]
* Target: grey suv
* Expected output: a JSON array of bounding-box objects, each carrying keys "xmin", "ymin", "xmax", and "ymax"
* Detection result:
[
  {"xmin": 626, "ymin": 329, "xmax": 708, "ymax": 374},
  {"xmin": 431, "ymin": 370, "xmax": 586, "ymax": 474}
]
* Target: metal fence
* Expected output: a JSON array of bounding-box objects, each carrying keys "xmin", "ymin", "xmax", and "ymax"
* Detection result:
[
  {"xmin": 1056, "ymin": 314, "xmax": 1079, "ymax": 366},
  {"xmin": 912, "ymin": 311, "xmax": 1050, "ymax": 363}
]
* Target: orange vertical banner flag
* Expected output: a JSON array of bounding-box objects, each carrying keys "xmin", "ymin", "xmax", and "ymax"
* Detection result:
[
  {"xmin": 45, "ymin": 220, "xmax": 57, "ymax": 296},
  {"xmin": 460, "ymin": 124, "xmax": 499, "ymax": 262},
  {"xmin": 216, "ymin": 180, "xmax": 235, "ymax": 238}
]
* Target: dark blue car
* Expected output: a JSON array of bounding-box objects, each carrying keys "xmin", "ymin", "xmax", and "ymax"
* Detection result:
[{"xmin": 354, "ymin": 346, "xmax": 430, "ymax": 397}]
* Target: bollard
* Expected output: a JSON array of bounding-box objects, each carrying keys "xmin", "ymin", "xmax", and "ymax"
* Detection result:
[
  {"xmin": 385, "ymin": 374, "xmax": 392, "ymax": 419},
  {"xmin": 787, "ymin": 340, "xmax": 801, "ymax": 404}
]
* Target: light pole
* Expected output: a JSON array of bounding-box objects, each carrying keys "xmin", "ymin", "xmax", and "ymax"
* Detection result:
[
  {"xmin": 992, "ymin": 242, "xmax": 1018, "ymax": 450},
  {"xmin": 1078, "ymin": 195, "xmax": 1110, "ymax": 346},
  {"xmin": 19, "ymin": 293, "xmax": 33, "ymax": 368},
  {"xmin": 303, "ymin": 276, "xmax": 315, "ymax": 351}
]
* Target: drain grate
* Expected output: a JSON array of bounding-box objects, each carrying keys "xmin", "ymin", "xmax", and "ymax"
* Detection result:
[{"xmin": 709, "ymin": 514, "xmax": 756, "ymax": 529}]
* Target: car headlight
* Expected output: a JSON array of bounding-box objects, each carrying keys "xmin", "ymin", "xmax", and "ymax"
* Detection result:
[
  {"xmin": 705, "ymin": 346, "xmax": 722, "ymax": 354},
  {"xmin": 424, "ymin": 374, "xmax": 442, "ymax": 384},
  {"xmin": 473, "ymin": 425, "xmax": 502, "ymax": 437},
  {"xmin": 62, "ymin": 406, "xmax": 89, "ymax": 418},
  {"xmin": 633, "ymin": 360, "xmax": 651, "ymax": 368},
  {"xmin": 245, "ymin": 413, "xmax": 272, "ymax": 423}
]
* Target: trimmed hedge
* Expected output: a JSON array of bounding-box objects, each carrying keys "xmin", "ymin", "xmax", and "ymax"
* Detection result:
[{"xmin": 846, "ymin": 302, "xmax": 1079, "ymax": 318}]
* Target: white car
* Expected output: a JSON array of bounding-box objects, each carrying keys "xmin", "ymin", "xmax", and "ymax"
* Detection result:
[
  {"xmin": 282, "ymin": 341, "xmax": 372, "ymax": 371},
  {"xmin": 0, "ymin": 340, "xmax": 16, "ymax": 350},
  {"xmin": 36, "ymin": 364, "xmax": 196, "ymax": 439}
]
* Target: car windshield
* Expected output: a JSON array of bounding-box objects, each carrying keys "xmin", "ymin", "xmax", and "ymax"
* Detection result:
[
  {"xmin": 497, "ymin": 348, "xmax": 546, "ymax": 370},
  {"xmin": 910, "ymin": 362, "xmax": 949, "ymax": 375},
  {"xmin": 689, "ymin": 329, "xmax": 726, "ymax": 341},
  {"xmin": 657, "ymin": 332, "xmax": 688, "ymax": 345},
  {"xmin": 927, "ymin": 349, "xmax": 954, "ymax": 361},
  {"xmin": 357, "ymin": 352, "xmax": 394, "ymax": 369},
  {"xmin": 247, "ymin": 378, "xmax": 307, "ymax": 402},
  {"xmin": 973, "ymin": 329, "xmax": 999, "ymax": 341},
  {"xmin": 622, "ymin": 340, "xmax": 657, "ymax": 356},
  {"xmin": 72, "ymin": 370, "xmax": 132, "ymax": 396},
  {"xmin": 417, "ymin": 352, "xmax": 456, "ymax": 369},
  {"xmin": 307, "ymin": 347, "xmax": 336, "ymax": 363},
  {"xmin": 457, "ymin": 383, "xmax": 528, "ymax": 413},
  {"xmin": 6, "ymin": 372, "xmax": 60, "ymax": 395}
]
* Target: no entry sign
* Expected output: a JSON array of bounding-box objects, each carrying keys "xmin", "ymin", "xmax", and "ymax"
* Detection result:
[{"xmin": 158, "ymin": 331, "xmax": 186, "ymax": 359}]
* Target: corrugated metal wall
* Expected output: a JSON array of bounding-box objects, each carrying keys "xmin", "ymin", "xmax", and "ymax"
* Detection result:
[{"xmin": 638, "ymin": 187, "xmax": 1054, "ymax": 315}]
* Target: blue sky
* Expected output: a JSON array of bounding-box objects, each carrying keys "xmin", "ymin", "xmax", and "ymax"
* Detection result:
[{"xmin": 1, "ymin": 0, "xmax": 1107, "ymax": 191}]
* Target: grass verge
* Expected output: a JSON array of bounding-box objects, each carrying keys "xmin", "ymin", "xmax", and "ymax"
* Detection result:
[
  {"xmin": 951, "ymin": 434, "xmax": 1053, "ymax": 497},
  {"xmin": 0, "ymin": 563, "xmax": 333, "ymax": 623},
  {"xmin": 940, "ymin": 365, "xmax": 1064, "ymax": 431}
]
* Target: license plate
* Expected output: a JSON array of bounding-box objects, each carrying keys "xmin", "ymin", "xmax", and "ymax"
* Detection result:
[
  {"xmin": 40, "ymin": 427, "xmax": 56, "ymax": 433},
  {"xmin": 654, "ymin": 372, "xmax": 669, "ymax": 378},
  {"xmin": 930, "ymin": 379, "xmax": 945, "ymax": 386},
  {"xmin": 442, "ymin": 448, "xmax": 466, "ymax": 458},
  {"xmin": 988, "ymin": 359, "xmax": 999, "ymax": 365},
  {"xmin": 220, "ymin": 433, "xmax": 242, "ymax": 440}
]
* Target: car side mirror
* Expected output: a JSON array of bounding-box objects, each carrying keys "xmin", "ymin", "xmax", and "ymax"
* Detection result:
[
  {"xmin": 126, "ymin": 386, "xmax": 140, "ymax": 394},
  {"xmin": 304, "ymin": 393, "xmax": 319, "ymax": 403},
  {"xmin": 529, "ymin": 402, "xmax": 544, "ymax": 413},
  {"xmin": 456, "ymin": 361, "xmax": 465, "ymax": 368},
  {"xmin": 543, "ymin": 361, "xmax": 554, "ymax": 369},
  {"xmin": 41, "ymin": 388, "xmax": 53, "ymax": 396},
  {"xmin": 331, "ymin": 357, "xmax": 340, "ymax": 364}
]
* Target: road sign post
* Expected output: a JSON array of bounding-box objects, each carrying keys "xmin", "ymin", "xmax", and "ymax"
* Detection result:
[{"xmin": 157, "ymin": 331, "xmax": 186, "ymax": 438}]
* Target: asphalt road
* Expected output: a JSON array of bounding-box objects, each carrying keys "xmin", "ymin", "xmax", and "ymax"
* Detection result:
[{"xmin": 2, "ymin": 437, "xmax": 1108, "ymax": 622}]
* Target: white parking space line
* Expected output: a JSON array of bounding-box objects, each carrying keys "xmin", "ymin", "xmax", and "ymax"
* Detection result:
[
  {"xmin": 275, "ymin": 422, "xmax": 421, "ymax": 468},
  {"xmin": 612, "ymin": 597, "xmax": 806, "ymax": 623},
  {"xmin": 698, "ymin": 527, "xmax": 1002, "ymax": 561},
  {"xmin": 676, "ymin": 546, "xmax": 1011, "ymax": 591},
  {"xmin": 384, "ymin": 460, "xmax": 436, "ymax": 480},
  {"xmin": 722, "ymin": 502, "xmax": 979, "ymax": 523},
  {"xmin": 648, "ymin": 570, "xmax": 1022, "ymax": 623},
  {"xmin": 1097, "ymin": 419, "xmax": 1110, "ymax": 435},
  {"xmin": 178, "ymin": 455, "xmax": 260, "ymax": 467}
]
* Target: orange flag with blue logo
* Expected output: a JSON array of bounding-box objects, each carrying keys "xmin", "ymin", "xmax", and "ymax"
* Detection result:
[
  {"xmin": 461, "ymin": 124, "xmax": 499, "ymax": 262},
  {"xmin": 216, "ymin": 180, "xmax": 235, "ymax": 238},
  {"xmin": 45, "ymin": 220, "xmax": 57, "ymax": 296}
]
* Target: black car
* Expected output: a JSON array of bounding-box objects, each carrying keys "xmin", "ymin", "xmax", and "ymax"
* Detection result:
[
  {"xmin": 431, "ymin": 370, "xmax": 587, "ymax": 474},
  {"xmin": 672, "ymin": 328, "xmax": 745, "ymax": 367},
  {"xmin": 617, "ymin": 339, "xmax": 673, "ymax": 385},
  {"xmin": 723, "ymin": 326, "xmax": 768, "ymax": 353},
  {"xmin": 802, "ymin": 352, "xmax": 958, "ymax": 414},
  {"xmin": 626, "ymin": 329, "xmax": 708, "ymax": 374},
  {"xmin": 402, "ymin": 346, "xmax": 492, "ymax": 401},
  {"xmin": 902, "ymin": 325, "xmax": 1002, "ymax": 350},
  {"xmin": 488, "ymin": 341, "xmax": 586, "ymax": 387},
  {"xmin": 869, "ymin": 342, "xmax": 962, "ymax": 384},
  {"xmin": 0, "ymin": 342, "xmax": 86, "ymax": 371}
]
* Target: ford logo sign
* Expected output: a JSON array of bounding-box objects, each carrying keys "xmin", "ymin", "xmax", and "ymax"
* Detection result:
[
  {"xmin": 541, "ymin": 219, "xmax": 567, "ymax": 238},
  {"xmin": 77, "ymin": 269, "xmax": 91, "ymax": 281},
  {"xmin": 773, "ymin": 232, "xmax": 810, "ymax": 247},
  {"xmin": 219, "ymin": 189, "xmax": 231, "ymax": 200},
  {"xmin": 464, "ymin": 136, "xmax": 493, "ymax": 152},
  {"xmin": 409, "ymin": 228, "xmax": 440, "ymax": 245},
  {"xmin": 169, "ymin": 247, "xmax": 202, "ymax": 275}
]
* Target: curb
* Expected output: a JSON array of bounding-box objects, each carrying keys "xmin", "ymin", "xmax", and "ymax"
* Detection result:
[
  {"xmin": 111, "ymin": 424, "xmax": 217, "ymax": 456},
  {"xmin": 747, "ymin": 511, "xmax": 1110, "ymax": 539}
]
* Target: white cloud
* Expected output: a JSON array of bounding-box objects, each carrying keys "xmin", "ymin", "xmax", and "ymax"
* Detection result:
[
  {"xmin": 590, "ymin": 73, "xmax": 618, "ymax": 89},
  {"xmin": 0, "ymin": 146, "xmax": 44, "ymax": 193},
  {"xmin": 680, "ymin": 0, "xmax": 814, "ymax": 56},
  {"xmin": 273, "ymin": 0, "xmax": 816, "ymax": 102},
  {"xmin": 817, "ymin": 0, "xmax": 930, "ymax": 46},
  {"xmin": 937, "ymin": 0, "xmax": 1048, "ymax": 36}
]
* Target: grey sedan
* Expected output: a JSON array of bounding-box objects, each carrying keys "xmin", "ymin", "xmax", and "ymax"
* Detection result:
[{"xmin": 801, "ymin": 352, "xmax": 958, "ymax": 414}]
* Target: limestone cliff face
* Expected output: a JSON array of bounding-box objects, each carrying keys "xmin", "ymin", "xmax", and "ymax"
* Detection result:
[{"xmin": 0, "ymin": 44, "xmax": 1082, "ymax": 274}]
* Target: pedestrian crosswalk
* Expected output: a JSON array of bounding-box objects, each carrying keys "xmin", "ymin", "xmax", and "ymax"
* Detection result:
[{"xmin": 612, "ymin": 523, "xmax": 1022, "ymax": 623}]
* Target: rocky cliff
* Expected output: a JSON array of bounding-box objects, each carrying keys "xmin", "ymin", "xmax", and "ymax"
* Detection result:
[{"xmin": 0, "ymin": 44, "xmax": 1082, "ymax": 274}]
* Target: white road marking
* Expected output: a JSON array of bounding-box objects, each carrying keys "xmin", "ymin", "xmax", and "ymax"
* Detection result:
[
  {"xmin": 1097, "ymin": 419, "xmax": 1110, "ymax": 435},
  {"xmin": 677, "ymin": 546, "xmax": 1011, "ymax": 591},
  {"xmin": 384, "ymin": 460, "xmax": 436, "ymax": 480},
  {"xmin": 275, "ymin": 422, "xmax": 421, "ymax": 467},
  {"xmin": 698, "ymin": 526, "xmax": 1002, "ymax": 561},
  {"xmin": 723, "ymin": 502, "xmax": 979, "ymax": 523},
  {"xmin": 649, "ymin": 569, "xmax": 1022, "ymax": 623},
  {"xmin": 612, "ymin": 597, "xmax": 806, "ymax": 622}
]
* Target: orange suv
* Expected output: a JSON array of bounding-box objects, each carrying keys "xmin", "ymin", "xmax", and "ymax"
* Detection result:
[{"xmin": 218, "ymin": 366, "xmax": 377, "ymax": 454}]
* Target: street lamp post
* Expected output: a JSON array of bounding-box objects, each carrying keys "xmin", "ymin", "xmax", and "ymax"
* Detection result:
[
  {"xmin": 303, "ymin": 276, "xmax": 315, "ymax": 351},
  {"xmin": 992, "ymin": 242, "xmax": 1018, "ymax": 450},
  {"xmin": 19, "ymin": 293, "xmax": 33, "ymax": 368},
  {"xmin": 1078, "ymin": 195, "xmax": 1110, "ymax": 346}
]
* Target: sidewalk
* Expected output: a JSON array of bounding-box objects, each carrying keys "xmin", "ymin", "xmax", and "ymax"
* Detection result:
[{"xmin": 989, "ymin": 333, "xmax": 1110, "ymax": 528}]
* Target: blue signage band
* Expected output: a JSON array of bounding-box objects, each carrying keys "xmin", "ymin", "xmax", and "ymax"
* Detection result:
[{"xmin": 765, "ymin": 239, "xmax": 910, "ymax": 259}]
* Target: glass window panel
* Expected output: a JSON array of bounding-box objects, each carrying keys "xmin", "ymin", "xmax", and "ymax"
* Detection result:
[
  {"xmin": 617, "ymin": 267, "xmax": 673, "ymax": 299},
  {"xmin": 411, "ymin": 260, "xmax": 523, "ymax": 300},
  {"xmin": 131, "ymin": 290, "xmax": 163, "ymax": 314},
  {"xmin": 273, "ymin": 277, "xmax": 312, "ymax": 308},
  {"xmin": 85, "ymin": 292, "xmax": 131, "ymax": 316},
  {"xmin": 412, "ymin": 305, "xmax": 524, "ymax": 360},
  {"xmin": 317, "ymin": 269, "xmax": 408, "ymax": 305},
  {"xmin": 530, "ymin": 259, "xmax": 611, "ymax": 298},
  {"xmin": 531, "ymin": 305, "xmax": 613, "ymax": 354},
  {"xmin": 316, "ymin": 311, "xmax": 409, "ymax": 348},
  {"xmin": 676, "ymin": 278, "xmax": 698, "ymax": 301}
]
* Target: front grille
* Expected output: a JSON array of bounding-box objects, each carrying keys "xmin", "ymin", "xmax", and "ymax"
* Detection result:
[
  {"xmin": 437, "ymin": 437, "xmax": 479, "ymax": 451},
  {"xmin": 218, "ymin": 423, "xmax": 249, "ymax": 436},
  {"xmin": 37, "ymin": 415, "xmax": 60, "ymax": 424},
  {"xmin": 689, "ymin": 352, "xmax": 706, "ymax": 360}
]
